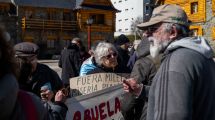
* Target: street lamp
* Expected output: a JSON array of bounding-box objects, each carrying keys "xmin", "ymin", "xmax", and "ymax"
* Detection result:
[{"xmin": 86, "ymin": 17, "xmax": 93, "ymax": 50}]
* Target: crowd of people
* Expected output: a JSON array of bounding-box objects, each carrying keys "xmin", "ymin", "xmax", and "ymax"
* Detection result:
[
  {"xmin": 1, "ymin": 4, "xmax": 215, "ymax": 120},
  {"xmin": 0, "ymin": 27, "xmax": 67, "ymax": 120}
]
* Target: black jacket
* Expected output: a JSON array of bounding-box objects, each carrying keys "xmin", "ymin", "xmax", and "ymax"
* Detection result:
[
  {"xmin": 1, "ymin": 74, "xmax": 67, "ymax": 120},
  {"xmin": 115, "ymin": 46, "xmax": 131, "ymax": 72},
  {"xmin": 58, "ymin": 43, "xmax": 82, "ymax": 85},
  {"xmin": 122, "ymin": 40, "xmax": 158, "ymax": 120},
  {"xmin": 20, "ymin": 63, "xmax": 63, "ymax": 97}
]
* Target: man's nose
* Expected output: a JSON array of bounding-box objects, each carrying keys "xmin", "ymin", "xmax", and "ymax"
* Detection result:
[{"xmin": 148, "ymin": 37, "xmax": 155, "ymax": 45}]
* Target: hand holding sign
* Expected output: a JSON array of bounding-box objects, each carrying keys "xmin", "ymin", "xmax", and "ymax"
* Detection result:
[
  {"xmin": 55, "ymin": 90, "xmax": 66, "ymax": 103},
  {"xmin": 123, "ymin": 78, "xmax": 143, "ymax": 96}
]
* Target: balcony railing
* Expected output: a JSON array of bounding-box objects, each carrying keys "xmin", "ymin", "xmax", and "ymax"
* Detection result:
[
  {"xmin": 22, "ymin": 18, "xmax": 77, "ymax": 31},
  {"xmin": 90, "ymin": 25, "xmax": 113, "ymax": 32},
  {"xmin": 80, "ymin": 23, "xmax": 113, "ymax": 32}
]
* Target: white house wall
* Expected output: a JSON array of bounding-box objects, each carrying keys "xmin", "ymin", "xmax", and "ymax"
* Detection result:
[{"xmin": 111, "ymin": 0, "xmax": 143, "ymax": 36}]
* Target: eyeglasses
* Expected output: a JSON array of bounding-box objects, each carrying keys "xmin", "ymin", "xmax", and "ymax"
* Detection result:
[
  {"xmin": 147, "ymin": 27, "xmax": 160, "ymax": 33},
  {"xmin": 147, "ymin": 23, "xmax": 163, "ymax": 33},
  {"xmin": 105, "ymin": 52, "xmax": 117, "ymax": 59}
]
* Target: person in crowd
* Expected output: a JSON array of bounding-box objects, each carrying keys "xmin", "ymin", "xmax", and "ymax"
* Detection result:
[
  {"xmin": 123, "ymin": 4, "xmax": 215, "ymax": 120},
  {"xmin": 127, "ymin": 39, "xmax": 141, "ymax": 70},
  {"xmin": 71, "ymin": 37, "xmax": 90, "ymax": 63},
  {"xmin": 122, "ymin": 38, "xmax": 158, "ymax": 120},
  {"xmin": 14, "ymin": 42, "xmax": 63, "ymax": 97},
  {"xmin": 85, "ymin": 42, "xmax": 130, "ymax": 75},
  {"xmin": 58, "ymin": 39, "xmax": 82, "ymax": 86},
  {"xmin": 79, "ymin": 40, "xmax": 102, "ymax": 76},
  {"xmin": 0, "ymin": 27, "xmax": 67, "ymax": 120},
  {"xmin": 114, "ymin": 34, "xmax": 131, "ymax": 72}
]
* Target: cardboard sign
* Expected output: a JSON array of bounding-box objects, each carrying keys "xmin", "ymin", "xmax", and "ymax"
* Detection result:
[
  {"xmin": 70, "ymin": 73, "xmax": 130, "ymax": 96},
  {"xmin": 66, "ymin": 85, "xmax": 125, "ymax": 120}
]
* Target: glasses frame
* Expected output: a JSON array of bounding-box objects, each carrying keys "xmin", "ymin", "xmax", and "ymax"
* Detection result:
[
  {"xmin": 104, "ymin": 52, "xmax": 117, "ymax": 59},
  {"xmin": 147, "ymin": 23, "xmax": 163, "ymax": 34}
]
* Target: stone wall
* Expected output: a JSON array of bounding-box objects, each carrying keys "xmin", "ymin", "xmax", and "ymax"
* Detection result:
[{"xmin": 204, "ymin": 0, "xmax": 215, "ymax": 54}]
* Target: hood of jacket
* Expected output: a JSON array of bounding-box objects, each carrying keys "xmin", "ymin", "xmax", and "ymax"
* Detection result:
[
  {"xmin": 167, "ymin": 36, "xmax": 214, "ymax": 59},
  {"xmin": 136, "ymin": 39, "xmax": 150, "ymax": 59},
  {"xmin": 0, "ymin": 74, "xmax": 19, "ymax": 119}
]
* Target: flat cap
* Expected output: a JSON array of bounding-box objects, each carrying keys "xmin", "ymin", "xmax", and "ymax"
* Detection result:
[{"xmin": 14, "ymin": 42, "xmax": 39, "ymax": 57}]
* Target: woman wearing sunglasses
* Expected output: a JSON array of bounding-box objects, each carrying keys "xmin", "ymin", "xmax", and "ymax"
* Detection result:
[{"xmin": 85, "ymin": 42, "xmax": 130, "ymax": 75}]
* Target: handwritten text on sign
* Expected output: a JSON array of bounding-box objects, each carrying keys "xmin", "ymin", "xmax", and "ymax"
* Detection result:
[
  {"xmin": 66, "ymin": 85, "xmax": 124, "ymax": 120},
  {"xmin": 70, "ymin": 73, "xmax": 129, "ymax": 96}
]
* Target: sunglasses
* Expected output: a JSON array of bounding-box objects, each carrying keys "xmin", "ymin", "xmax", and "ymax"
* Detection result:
[{"xmin": 105, "ymin": 52, "xmax": 117, "ymax": 59}]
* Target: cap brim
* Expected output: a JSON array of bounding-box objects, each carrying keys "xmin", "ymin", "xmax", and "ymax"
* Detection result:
[
  {"xmin": 137, "ymin": 19, "xmax": 162, "ymax": 30},
  {"xmin": 15, "ymin": 52, "xmax": 36, "ymax": 57}
]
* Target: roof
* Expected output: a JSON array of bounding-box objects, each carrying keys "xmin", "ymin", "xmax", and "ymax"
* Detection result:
[
  {"xmin": 0, "ymin": 0, "xmax": 12, "ymax": 3},
  {"xmin": 74, "ymin": 0, "xmax": 119, "ymax": 12},
  {"xmin": 79, "ymin": 4, "xmax": 119, "ymax": 11},
  {"xmin": 12, "ymin": 0, "xmax": 74, "ymax": 9}
]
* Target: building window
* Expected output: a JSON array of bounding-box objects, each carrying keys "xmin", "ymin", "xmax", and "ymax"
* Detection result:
[
  {"xmin": 119, "ymin": 29, "xmax": 122, "ymax": 32},
  {"xmin": 47, "ymin": 40, "xmax": 55, "ymax": 48},
  {"xmin": 24, "ymin": 9, "xmax": 33, "ymax": 19},
  {"xmin": 63, "ymin": 12, "xmax": 71, "ymax": 21},
  {"xmin": 119, "ymin": 0, "xmax": 122, "ymax": 3},
  {"xmin": 90, "ymin": 14, "xmax": 105, "ymax": 24},
  {"xmin": 125, "ymin": 28, "xmax": 128, "ymax": 31},
  {"xmin": 191, "ymin": 2, "xmax": 198, "ymax": 14},
  {"xmin": 114, "ymin": 2, "xmax": 116, "ymax": 4},
  {"xmin": 0, "ymin": 4, "xmax": 11, "ymax": 15},
  {"xmin": 125, "ymin": 9, "xmax": 128, "ymax": 11},
  {"xmin": 118, "ymin": 19, "xmax": 122, "ymax": 22},
  {"xmin": 145, "ymin": 6, "xmax": 150, "ymax": 15},
  {"xmin": 190, "ymin": 29, "xmax": 198, "ymax": 36},
  {"xmin": 48, "ymin": 9, "xmax": 57, "ymax": 19},
  {"xmin": 125, "ymin": 18, "xmax": 128, "ymax": 21},
  {"xmin": 63, "ymin": 40, "xmax": 71, "ymax": 47},
  {"xmin": 9, "ymin": 4, "xmax": 17, "ymax": 15}
]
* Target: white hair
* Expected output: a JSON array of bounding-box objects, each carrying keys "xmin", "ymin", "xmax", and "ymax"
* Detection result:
[
  {"xmin": 162, "ymin": 23, "xmax": 189, "ymax": 37},
  {"xmin": 94, "ymin": 42, "xmax": 118, "ymax": 66}
]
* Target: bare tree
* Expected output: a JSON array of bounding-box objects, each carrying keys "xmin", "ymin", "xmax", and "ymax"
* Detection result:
[{"xmin": 130, "ymin": 16, "xmax": 144, "ymax": 40}]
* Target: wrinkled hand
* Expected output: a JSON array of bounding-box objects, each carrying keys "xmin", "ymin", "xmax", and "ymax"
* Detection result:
[
  {"xmin": 123, "ymin": 78, "xmax": 143, "ymax": 96},
  {"xmin": 55, "ymin": 90, "xmax": 66, "ymax": 103},
  {"xmin": 40, "ymin": 89, "xmax": 54, "ymax": 102}
]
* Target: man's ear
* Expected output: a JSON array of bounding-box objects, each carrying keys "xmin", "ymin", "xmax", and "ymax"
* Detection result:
[{"xmin": 169, "ymin": 26, "xmax": 178, "ymax": 40}]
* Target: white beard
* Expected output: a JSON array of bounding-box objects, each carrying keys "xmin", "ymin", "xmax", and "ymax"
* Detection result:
[
  {"xmin": 149, "ymin": 37, "xmax": 170, "ymax": 59},
  {"xmin": 150, "ymin": 44, "xmax": 161, "ymax": 59}
]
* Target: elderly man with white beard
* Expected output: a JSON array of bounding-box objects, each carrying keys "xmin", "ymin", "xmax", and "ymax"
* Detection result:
[{"xmin": 123, "ymin": 4, "xmax": 215, "ymax": 120}]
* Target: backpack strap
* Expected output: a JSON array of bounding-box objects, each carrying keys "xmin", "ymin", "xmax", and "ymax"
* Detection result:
[{"xmin": 17, "ymin": 90, "xmax": 38, "ymax": 120}]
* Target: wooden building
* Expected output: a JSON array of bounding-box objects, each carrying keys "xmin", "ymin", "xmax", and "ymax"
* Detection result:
[
  {"xmin": 74, "ymin": 0, "xmax": 119, "ymax": 47},
  {"xmin": 0, "ymin": 0, "xmax": 118, "ymax": 58},
  {"xmin": 0, "ymin": 0, "xmax": 17, "ymax": 44},
  {"xmin": 12, "ymin": 0, "xmax": 76, "ymax": 58},
  {"xmin": 151, "ymin": 0, "xmax": 215, "ymax": 42}
]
